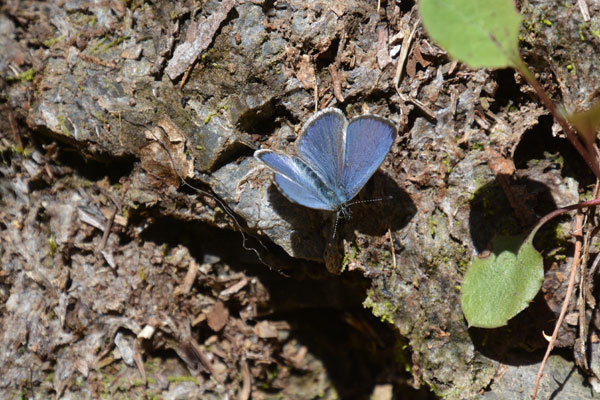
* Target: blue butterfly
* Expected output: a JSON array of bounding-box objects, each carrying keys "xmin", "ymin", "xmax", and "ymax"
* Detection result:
[{"xmin": 255, "ymin": 108, "xmax": 397, "ymax": 211}]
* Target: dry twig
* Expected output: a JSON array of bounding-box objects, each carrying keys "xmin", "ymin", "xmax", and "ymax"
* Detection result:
[{"xmin": 532, "ymin": 213, "xmax": 584, "ymax": 400}]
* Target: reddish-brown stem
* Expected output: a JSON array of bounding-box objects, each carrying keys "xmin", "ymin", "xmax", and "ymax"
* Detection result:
[
  {"xmin": 529, "ymin": 197, "xmax": 600, "ymax": 241},
  {"xmin": 513, "ymin": 57, "xmax": 600, "ymax": 179}
]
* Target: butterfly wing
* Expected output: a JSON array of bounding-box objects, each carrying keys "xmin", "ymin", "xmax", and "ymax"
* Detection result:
[
  {"xmin": 255, "ymin": 149, "xmax": 336, "ymax": 210},
  {"xmin": 342, "ymin": 115, "xmax": 397, "ymax": 200},
  {"xmin": 296, "ymin": 108, "xmax": 347, "ymax": 190}
]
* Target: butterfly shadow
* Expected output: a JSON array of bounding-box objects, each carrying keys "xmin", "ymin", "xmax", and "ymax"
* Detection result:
[
  {"xmin": 467, "ymin": 174, "xmax": 575, "ymax": 366},
  {"xmin": 266, "ymin": 170, "xmax": 416, "ymax": 270}
]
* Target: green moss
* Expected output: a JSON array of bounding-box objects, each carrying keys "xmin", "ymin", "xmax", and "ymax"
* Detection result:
[
  {"xmin": 92, "ymin": 111, "xmax": 108, "ymax": 124},
  {"xmin": 7, "ymin": 68, "xmax": 35, "ymax": 83},
  {"xmin": 125, "ymin": 0, "xmax": 147, "ymax": 11},
  {"xmin": 341, "ymin": 245, "xmax": 359, "ymax": 273},
  {"xmin": 43, "ymin": 35, "xmax": 63, "ymax": 48},
  {"xmin": 90, "ymin": 36, "xmax": 107, "ymax": 54},
  {"xmin": 393, "ymin": 340, "xmax": 412, "ymax": 372},
  {"xmin": 442, "ymin": 152, "xmax": 452, "ymax": 174},
  {"xmin": 101, "ymin": 36, "xmax": 129, "ymax": 53},
  {"xmin": 167, "ymin": 375, "xmax": 202, "ymax": 384},
  {"xmin": 58, "ymin": 114, "xmax": 70, "ymax": 136},
  {"xmin": 48, "ymin": 235, "xmax": 58, "ymax": 256},
  {"xmin": 10, "ymin": 145, "xmax": 33, "ymax": 157},
  {"xmin": 363, "ymin": 289, "xmax": 396, "ymax": 324},
  {"xmin": 428, "ymin": 215, "xmax": 437, "ymax": 237},
  {"xmin": 469, "ymin": 142, "xmax": 485, "ymax": 151},
  {"xmin": 131, "ymin": 377, "xmax": 157, "ymax": 386}
]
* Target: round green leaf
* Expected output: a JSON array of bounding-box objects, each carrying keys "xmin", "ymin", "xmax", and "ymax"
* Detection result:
[
  {"xmin": 419, "ymin": 0, "xmax": 522, "ymax": 68},
  {"xmin": 461, "ymin": 235, "xmax": 544, "ymax": 328}
]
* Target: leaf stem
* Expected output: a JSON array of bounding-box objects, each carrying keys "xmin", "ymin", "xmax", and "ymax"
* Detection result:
[
  {"xmin": 528, "ymin": 197, "xmax": 600, "ymax": 242},
  {"xmin": 512, "ymin": 57, "xmax": 600, "ymax": 179}
]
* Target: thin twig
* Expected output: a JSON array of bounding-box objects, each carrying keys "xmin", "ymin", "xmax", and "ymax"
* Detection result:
[
  {"xmin": 589, "ymin": 251, "xmax": 600, "ymax": 278},
  {"xmin": 576, "ymin": 180, "xmax": 599, "ymax": 369},
  {"xmin": 239, "ymin": 358, "xmax": 251, "ymax": 400},
  {"xmin": 180, "ymin": 64, "xmax": 193, "ymax": 88},
  {"xmin": 314, "ymin": 74, "xmax": 319, "ymax": 113},
  {"xmin": 387, "ymin": 228, "xmax": 397, "ymax": 269},
  {"xmin": 578, "ymin": 0, "xmax": 591, "ymax": 22},
  {"xmin": 99, "ymin": 208, "xmax": 117, "ymax": 250},
  {"xmin": 531, "ymin": 213, "xmax": 584, "ymax": 400},
  {"xmin": 393, "ymin": 20, "xmax": 418, "ymax": 91}
]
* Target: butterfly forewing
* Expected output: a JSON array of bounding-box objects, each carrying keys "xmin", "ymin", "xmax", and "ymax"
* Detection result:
[
  {"xmin": 255, "ymin": 150, "xmax": 336, "ymax": 210},
  {"xmin": 342, "ymin": 116, "xmax": 397, "ymax": 200},
  {"xmin": 296, "ymin": 108, "xmax": 347, "ymax": 190}
]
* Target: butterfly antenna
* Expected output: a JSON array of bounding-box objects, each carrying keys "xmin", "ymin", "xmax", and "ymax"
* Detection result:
[
  {"xmin": 346, "ymin": 195, "xmax": 394, "ymax": 208},
  {"xmin": 143, "ymin": 122, "xmax": 287, "ymax": 276},
  {"xmin": 331, "ymin": 211, "xmax": 342, "ymax": 238}
]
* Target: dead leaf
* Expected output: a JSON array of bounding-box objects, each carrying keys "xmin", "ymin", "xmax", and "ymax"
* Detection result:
[
  {"xmin": 376, "ymin": 28, "xmax": 392, "ymax": 70},
  {"xmin": 207, "ymin": 301, "xmax": 229, "ymax": 332},
  {"xmin": 140, "ymin": 117, "xmax": 194, "ymax": 187},
  {"xmin": 121, "ymin": 44, "xmax": 142, "ymax": 60},
  {"xmin": 329, "ymin": 65, "xmax": 344, "ymax": 102},
  {"xmin": 254, "ymin": 320, "xmax": 278, "ymax": 339},
  {"xmin": 296, "ymin": 55, "xmax": 316, "ymax": 90}
]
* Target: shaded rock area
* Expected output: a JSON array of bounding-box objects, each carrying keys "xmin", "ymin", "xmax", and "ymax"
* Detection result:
[{"xmin": 1, "ymin": 0, "xmax": 600, "ymax": 399}]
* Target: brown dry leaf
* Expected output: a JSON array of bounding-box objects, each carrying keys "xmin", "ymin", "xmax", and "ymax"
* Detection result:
[
  {"xmin": 140, "ymin": 117, "xmax": 194, "ymax": 187},
  {"xmin": 166, "ymin": 0, "xmax": 235, "ymax": 79},
  {"xmin": 121, "ymin": 43, "xmax": 142, "ymax": 60},
  {"xmin": 328, "ymin": 65, "xmax": 344, "ymax": 103},
  {"xmin": 376, "ymin": 28, "xmax": 392, "ymax": 70},
  {"xmin": 330, "ymin": 3, "xmax": 348, "ymax": 17},
  {"xmin": 296, "ymin": 55, "xmax": 316, "ymax": 90},
  {"xmin": 254, "ymin": 320, "xmax": 278, "ymax": 339},
  {"xmin": 406, "ymin": 43, "xmax": 431, "ymax": 78},
  {"xmin": 207, "ymin": 301, "xmax": 229, "ymax": 332}
]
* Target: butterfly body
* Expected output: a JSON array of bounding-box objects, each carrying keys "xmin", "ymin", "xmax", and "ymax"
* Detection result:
[{"xmin": 255, "ymin": 108, "xmax": 397, "ymax": 211}]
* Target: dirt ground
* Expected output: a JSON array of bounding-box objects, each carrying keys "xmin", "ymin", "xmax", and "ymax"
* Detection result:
[{"xmin": 2, "ymin": 0, "xmax": 600, "ymax": 399}]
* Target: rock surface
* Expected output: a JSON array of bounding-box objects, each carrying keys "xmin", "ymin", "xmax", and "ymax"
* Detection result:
[{"xmin": 1, "ymin": 0, "xmax": 599, "ymax": 399}]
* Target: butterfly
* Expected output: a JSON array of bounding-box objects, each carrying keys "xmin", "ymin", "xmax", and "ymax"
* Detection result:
[{"xmin": 255, "ymin": 108, "xmax": 397, "ymax": 211}]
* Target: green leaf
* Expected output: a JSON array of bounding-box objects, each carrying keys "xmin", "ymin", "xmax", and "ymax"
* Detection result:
[
  {"xmin": 567, "ymin": 101, "xmax": 600, "ymax": 149},
  {"xmin": 461, "ymin": 235, "xmax": 544, "ymax": 328},
  {"xmin": 419, "ymin": 0, "xmax": 522, "ymax": 69}
]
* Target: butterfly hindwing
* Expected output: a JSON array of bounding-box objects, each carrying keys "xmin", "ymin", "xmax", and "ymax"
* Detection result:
[{"xmin": 255, "ymin": 150, "xmax": 336, "ymax": 210}]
